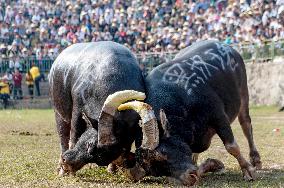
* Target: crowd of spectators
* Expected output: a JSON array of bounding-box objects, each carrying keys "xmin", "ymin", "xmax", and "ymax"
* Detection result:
[
  {"xmin": 0, "ymin": 0, "xmax": 284, "ymax": 62},
  {"xmin": 0, "ymin": 0, "xmax": 284, "ymax": 107}
]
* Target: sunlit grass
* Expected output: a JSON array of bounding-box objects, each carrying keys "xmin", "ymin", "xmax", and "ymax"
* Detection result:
[{"xmin": 0, "ymin": 107, "xmax": 283, "ymax": 187}]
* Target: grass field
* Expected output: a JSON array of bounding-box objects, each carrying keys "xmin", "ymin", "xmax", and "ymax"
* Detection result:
[{"xmin": 0, "ymin": 106, "xmax": 283, "ymax": 187}]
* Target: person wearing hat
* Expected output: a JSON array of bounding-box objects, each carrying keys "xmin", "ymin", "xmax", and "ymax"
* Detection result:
[
  {"xmin": 162, "ymin": 27, "xmax": 171, "ymax": 47},
  {"xmin": 154, "ymin": 44, "xmax": 162, "ymax": 52},
  {"xmin": 0, "ymin": 77, "xmax": 10, "ymax": 108}
]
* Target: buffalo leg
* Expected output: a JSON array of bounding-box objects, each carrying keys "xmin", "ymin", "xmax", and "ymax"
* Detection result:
[
  {"xmin": 55, "ymin": 112, "xmax": 71, "ymax": 173},
  {"xmin": 215, "ymin": 117, "xmax": 256, "ymax": 181},
  {"xmin": 69, "ymin": 110, "xmax": 86, "ymax": 149},
  {"xmin": 238, "ymin": 97, "xmax": 262, "ymax": 169}
]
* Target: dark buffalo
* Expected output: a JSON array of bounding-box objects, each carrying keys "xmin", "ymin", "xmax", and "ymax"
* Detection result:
[
  {"xmin": 115, "ymin": 40, "xmax": 261, "ymax": 185},
  {"xmin": 49, "ymin": 41, "xmax": 145, "ymax": 175}
]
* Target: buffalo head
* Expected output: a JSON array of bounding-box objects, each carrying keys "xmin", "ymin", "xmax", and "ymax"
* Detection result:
[
  {"xmin": 118, "ymin": 99, "xmax": 199, "ymax": 186},
  {"xmin": 59, "ymin": 90, "xmax": 145, "ymax": 175},
  {"xmin": 59, "ymin": 127, "xmax": 97, "ymax": 176}
]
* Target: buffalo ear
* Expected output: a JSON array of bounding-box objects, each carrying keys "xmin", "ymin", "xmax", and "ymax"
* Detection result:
[{"xmin": 159, "ymin": 109, "xmax": 170, "ymax": 137}]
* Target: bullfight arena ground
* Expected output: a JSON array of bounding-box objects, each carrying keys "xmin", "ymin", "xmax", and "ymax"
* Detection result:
[{"xmin": 0, "ymin": 106, "xmax": 283, "ymax": 187}]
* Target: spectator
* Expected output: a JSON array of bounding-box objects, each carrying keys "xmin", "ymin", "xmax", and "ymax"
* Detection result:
[
  {"xmin": 0, "ymin": 77, "xmax": 10, "ymax": 108},
  {"xmin": 29, "ymin": 63, "xmax": 41, "ymax": 96},
  {"xmin": 25, "ymin": 71, "xmax": 34, "ymax": 100},
  {"xmin": 2, "ymin": 70, "xmax": 13, "ymax": 93},
  {"xmin": 12, "ymin": 69, "xmax": 23, "ymax": 100}
]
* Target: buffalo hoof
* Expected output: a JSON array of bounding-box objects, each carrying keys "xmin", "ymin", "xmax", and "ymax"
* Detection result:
[
  {"xmin": 203, "ymin": 158, "xmax": 225, "ymax": 173},
  {"xmin": 197, "ymin": 158, "xmax": 225, "ymax": 178},
  {"xmin": 107, "ymin": 163, "xmax": 118, "ymax": 174},
  {"xmin": 250, "ymin": 151, "xmax": 262, "ymax": 170},
  {"xmin": 242, "ymin": 164, "xmax": 256, "ymax": 181}
]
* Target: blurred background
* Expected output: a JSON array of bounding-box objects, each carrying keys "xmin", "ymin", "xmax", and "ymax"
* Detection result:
[{"xmin": 0, "ymin": 0, "xmax": 284, "ymax": 109}]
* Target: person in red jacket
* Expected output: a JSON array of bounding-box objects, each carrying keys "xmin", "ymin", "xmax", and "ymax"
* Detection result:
[{"xmin": 12, "ymin": 69, "xmax": 23, "ymax": 99}]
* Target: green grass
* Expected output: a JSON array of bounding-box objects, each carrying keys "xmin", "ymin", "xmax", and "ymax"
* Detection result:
[{"xmin": 0, "ymin": 107, "xmax": 283, "ymax": 187}]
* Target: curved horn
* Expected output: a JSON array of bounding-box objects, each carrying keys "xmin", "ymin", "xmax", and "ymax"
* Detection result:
[
  {"xmin": 118, "ymin": 101, "xmax": 159, "ymax": 150},
  {"xmin": 98, "ymin": 90, "xmax": 146, "ymax": 147}
]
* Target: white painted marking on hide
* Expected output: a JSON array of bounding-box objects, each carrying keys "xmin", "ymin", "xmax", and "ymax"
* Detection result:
[
  {"xmin": 204, "ymin": 48, "xmax": 225, "ymax": 70},
  {"xmin": 162, "ymin": 54, "xmax": 218, "ymax": 96},
  {"xmin": 162, "ymin": 64, "xmax": 197, "ymax": 95},
  {"xmin": 188, "ymin": 55, "xmax": 219, "ymax": 79},
  {"xmin": 162, "ymin": 43, "xmax": 239, "ymax": 96},
  {"xmin": 215, "ymin": 43, "xmax": 238, "ymax": 71}
]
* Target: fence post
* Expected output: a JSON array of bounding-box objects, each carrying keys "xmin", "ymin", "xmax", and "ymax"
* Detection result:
[{"xmin": 271, "ymin": 40, "xmax": 275, "ymax": 62}]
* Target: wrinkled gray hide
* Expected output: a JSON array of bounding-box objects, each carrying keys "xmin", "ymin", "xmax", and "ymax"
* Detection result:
[{"xmin": 49, "ymin": 41, "xmax": 144, "ymax": 172}]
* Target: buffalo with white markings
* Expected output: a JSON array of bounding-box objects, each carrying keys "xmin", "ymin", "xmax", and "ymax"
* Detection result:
[{"xmin": 109, "ymin": 40, "xmax": 262, "ymax": 185}]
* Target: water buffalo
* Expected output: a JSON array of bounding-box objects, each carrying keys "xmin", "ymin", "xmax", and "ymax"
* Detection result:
[
  {"xmin": 49, "ymin": 41, "xmax": 145, "ymax": 175},
  {"xmin": 114, "ymin": 40, "xmax": 261, "ymax": 185}
]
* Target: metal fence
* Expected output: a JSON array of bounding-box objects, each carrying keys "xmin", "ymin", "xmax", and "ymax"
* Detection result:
[
  {"xmin": 232, "ymin": 40, "xmax": 284, "ymax": 63},
  {"xmin": 0, "ymin": 57, "xmax": 53, "ymax": 74},
  {"xmin": 1, "ymin": 40, "xmax": 284, "ymax": 74},
  {"xmin": 136, "ymin": 40, "xmax": 284, "ymax": 71}
]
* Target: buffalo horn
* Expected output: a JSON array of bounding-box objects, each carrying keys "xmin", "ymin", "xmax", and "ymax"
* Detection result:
[
  {"xmin": 98, "ymin": 90, "xmax": 146, "ymax": 146},
  {"xmin": 118, "ymin": 101, "xmax": 159, "ymax": 150}
]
